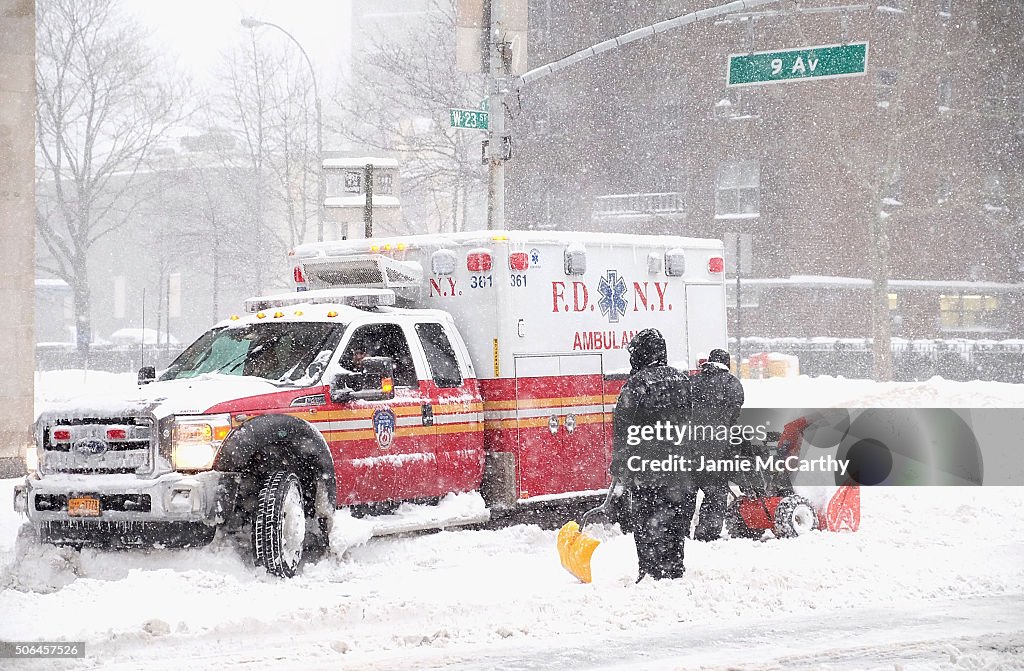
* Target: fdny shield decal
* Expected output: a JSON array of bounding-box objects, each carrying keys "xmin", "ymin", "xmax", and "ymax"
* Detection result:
[{"xmin": 372, "ymin": 407, "xmax": 397, "ymax": 450}]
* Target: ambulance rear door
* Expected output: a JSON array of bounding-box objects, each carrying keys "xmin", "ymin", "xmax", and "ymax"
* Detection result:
[{"xmin": 513, "ymin": 352, "xmax": 607, "ymax": 499}]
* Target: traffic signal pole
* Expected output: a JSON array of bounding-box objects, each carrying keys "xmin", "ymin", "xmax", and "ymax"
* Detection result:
[{"xmin": 486, "ymin": 0, "xmax": 506, "ymax": 231}]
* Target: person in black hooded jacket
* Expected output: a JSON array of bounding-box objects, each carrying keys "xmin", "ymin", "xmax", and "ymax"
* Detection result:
[
  {"xmin": 610, "ymin": 328, "xmax": 694, "ymax": 581},
  {"xmin": 687, "ymin": 348, "xmax": 745, "ymax": 541}
]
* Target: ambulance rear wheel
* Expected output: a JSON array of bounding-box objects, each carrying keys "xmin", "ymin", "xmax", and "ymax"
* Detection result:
[
  {"xmin": 252, "ymin": 471, "xmax": 306, "ymax": 577},
  {"xmin": 773, "ymin": 495, "xmax": 818, "ymax": 538},
  {"xmin": 725, "ymin": 499, "xmax": 762, "ymax": 540}
]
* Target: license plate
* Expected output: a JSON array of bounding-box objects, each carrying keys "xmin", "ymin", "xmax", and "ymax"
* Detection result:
[{"xmin": 68, "ymin": 496, "xmax": 100, "ymax": 517}]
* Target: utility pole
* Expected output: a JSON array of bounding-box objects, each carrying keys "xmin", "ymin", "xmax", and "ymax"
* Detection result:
[
  {"xmin": 486, "ymin": 0, "xmax": 506, "ymax": 231},
  {"xmin": 364, "ymin": 163, "xmax": 374, "ymax": 239}
]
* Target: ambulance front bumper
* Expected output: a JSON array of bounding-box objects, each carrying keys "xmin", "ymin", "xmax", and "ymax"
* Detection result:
[{"xmin": 15, "ymin": 471, "xmax": 239, "ymax": 525}]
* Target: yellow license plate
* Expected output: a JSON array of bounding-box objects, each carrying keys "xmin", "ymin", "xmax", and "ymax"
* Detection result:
[{"xmin": 68, "ymin": 497, "xmax": 100, "ymax": 517}]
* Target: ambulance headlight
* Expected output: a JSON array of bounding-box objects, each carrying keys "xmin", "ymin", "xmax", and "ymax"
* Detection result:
[{"xmin": 171, "ymin": 415, "xmax": 231, "ymax": 471}]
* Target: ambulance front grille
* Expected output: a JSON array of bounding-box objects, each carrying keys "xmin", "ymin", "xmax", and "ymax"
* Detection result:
[{"xmin": 39, "ymin": 417, "xmax": 154, "ymax": 474}]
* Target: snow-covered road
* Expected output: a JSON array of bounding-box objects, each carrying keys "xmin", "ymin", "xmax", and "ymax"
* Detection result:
[
  {"xmin": 2, "ymin": 484, "xmax": 1022, "ymax": 670},
  {"xmin": 2, "ymin": 375, "xmax": 1022, "ymax": 669}
]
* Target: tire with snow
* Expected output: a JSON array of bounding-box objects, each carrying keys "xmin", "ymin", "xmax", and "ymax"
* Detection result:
[
  {"xmin": 725, "ymin": 499, "xmax": 762, "ymax": 539},
  {"xmin": 252, "ymin": 471, "xmax": 307, "ymax": 578},
  {"xmin": 772, "ymin": 495, "xmax": 819, "ymax": 538}
]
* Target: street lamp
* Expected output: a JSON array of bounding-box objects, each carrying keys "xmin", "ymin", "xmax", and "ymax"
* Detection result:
[{"xmin": 241, "ymin": 17, "xmax": 325, "ymax": 242}]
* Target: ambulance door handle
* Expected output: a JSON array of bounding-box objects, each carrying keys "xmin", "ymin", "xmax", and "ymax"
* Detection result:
[
  {"xmin": 547, "ymin": 414, "xmax": 559, "ymax": 435},
  {"xmin": 421, "ymin": 404, "xmax": 434, "ymax": 427}
]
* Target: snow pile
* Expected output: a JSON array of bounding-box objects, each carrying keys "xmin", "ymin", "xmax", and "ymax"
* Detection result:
[
  {"xmin": 742, "ymin": 375, "xmax": 1024, "ymax": 408},
  {"xmin": 6, "ymin": 373, "xmax": 1022, "ymax": 668},
  {"xmin": 1, "ymin": 480, "xmax": 1022, "ymax": 669},
  {"xmin": 330, "ymin": 491, "xmax": 489, "ymax": 556}
]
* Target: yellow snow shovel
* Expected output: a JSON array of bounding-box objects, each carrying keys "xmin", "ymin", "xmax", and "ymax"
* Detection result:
[{"xmin": 557, "ymin": 484, "xmax": 617, "ymax": 584}]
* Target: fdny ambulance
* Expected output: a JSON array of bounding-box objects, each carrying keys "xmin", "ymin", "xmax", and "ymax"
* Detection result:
[{"xmin": 16, "ymin": 231, "xmax": 728, "ymax": 576}]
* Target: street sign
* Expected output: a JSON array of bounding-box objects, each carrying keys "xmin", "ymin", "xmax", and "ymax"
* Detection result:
[
  {"xmin": 450, "ymin": 108, "xmax": 489, "ymax": 130},
  {"xmin": 480, "ymin": 97, "xmax": 489, "ymax": 111},
  {"xmin": 481, "ymin": 136, "xmax": 512, "ymax": 164},
  {"xmin": 727, "ymin": 42, "xmax": 868, "ymax": 87}
]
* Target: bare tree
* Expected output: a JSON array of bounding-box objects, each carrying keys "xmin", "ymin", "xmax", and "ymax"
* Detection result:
[
  {"xmin": 215, "ymin": 32, "xmax": 318, "ymax": 283},
  {"xmin": 35, "ymin": 0, "xmax": 189, "ymax": 354},
  {"xmin": 334, "ymin": 0, "xmax": 486, "ymax": 234}
]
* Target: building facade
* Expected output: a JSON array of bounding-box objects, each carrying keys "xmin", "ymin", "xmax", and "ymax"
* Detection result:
[{"xmin": 507, "ymin": 0, "xmax": 1024, "ymax": 339}]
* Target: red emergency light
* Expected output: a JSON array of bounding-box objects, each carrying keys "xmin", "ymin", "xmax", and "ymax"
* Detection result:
[
  {"xmin": 708, "ymin": 256, "xmax": 724, "ymax": 273},
  {"xmin": 106, "ymin": 428, "xmax": 127, "ymax": 440},
  {"xmin": 509, "ymin": 252, "xmax": 529, "ymax": 271},
  {"xmin": 293, "ymin": 265, "xmax": 306, "ymax": 284},
  {"xmin": 467, "ymin": 251, "xmax": 492, "ymax": 272},
  {"xmin": 52, "ymin": 429, "xmax": 71, "ymax": 442}
]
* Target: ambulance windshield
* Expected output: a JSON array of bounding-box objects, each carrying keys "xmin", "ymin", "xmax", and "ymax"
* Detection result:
[{"xmin": 160, "ymin": 322, "xmax": 345, "ymax": 384}]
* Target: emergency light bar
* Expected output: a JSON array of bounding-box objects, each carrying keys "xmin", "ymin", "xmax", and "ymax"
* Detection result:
[{"xmin": 244, "ymin": 288, "xmax": 396, "ymax": 313}]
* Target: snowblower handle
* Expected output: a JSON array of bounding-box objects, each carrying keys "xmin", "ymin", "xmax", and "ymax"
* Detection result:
[{"xmin": 579, "ymin": 480, "xmax": 619, "ymax": 532}]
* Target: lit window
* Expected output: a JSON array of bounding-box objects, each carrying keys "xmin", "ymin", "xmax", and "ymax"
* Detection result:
[
  {"xmin": 940, "ymin": 294, "xmax": 999, "ymax": 330},
  {"xmin": 715, "ymin": 161, "xmax": 760, "ymax": 218}
]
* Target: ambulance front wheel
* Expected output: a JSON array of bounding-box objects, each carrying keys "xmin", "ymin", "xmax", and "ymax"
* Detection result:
[
  {"xmin": 252, "ymin": 470, "xmax": 307, "ymax": 577},
  {"xmin": 772, "ymin": 495, "xmax": 819, "ymax": 538}
]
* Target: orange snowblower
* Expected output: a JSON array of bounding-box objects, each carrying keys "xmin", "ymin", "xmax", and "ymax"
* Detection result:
[
  {"xmin": 726, "ymin": 417, "xmax": 861, "ymax": 539},
  {"xmin": 557, "ymin": 484, "xmax": 617, "ymax": 583}
]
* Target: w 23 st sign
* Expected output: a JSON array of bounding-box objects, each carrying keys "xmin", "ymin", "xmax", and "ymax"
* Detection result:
[{"xmin": 727, "ymin": 42, "xmax": 868, "ymax": 87}]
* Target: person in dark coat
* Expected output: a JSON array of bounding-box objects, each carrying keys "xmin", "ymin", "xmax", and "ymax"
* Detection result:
[
  {"xmin": 610, "ymin": 328, "xmax": 694, "ymax": 581},
  {"xmin": 687, "ymin": 348, "xmax": 745, "ymax": 541}
]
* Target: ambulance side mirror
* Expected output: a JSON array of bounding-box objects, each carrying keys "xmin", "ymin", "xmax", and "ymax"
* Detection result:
[
  {"xmin": 353, "ymin": 357, "xmax": 396, "ymax": 401},
  {"xmin": 329, "ymin": 374, "xmax": 353, "ymax": 404},
  {"xmin": 138, "ymin": 366, "xmax": 156, "ymax": 385},
  {"xmin": 329, "ymin": 357, "xmax": 396, "ymax": 403}
]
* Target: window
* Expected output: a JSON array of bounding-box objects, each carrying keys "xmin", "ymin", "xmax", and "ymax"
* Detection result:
[
  {"xmin": 875, "ymin": 69, "xmax": 898, "ymax": 108},
  {"xmin": 939, "ymin": 0, "xmax": 952, "ymax": 17},
  {"xmin": 344, "ymin": 170, "xmax": 362, "ymax": 194},
  {"xmin": 341, "ymin": 323, "xmax": 417, "ymax": 387},
  {"xmin": 937, "ymin": 175, "xmax": 952, "ymax": 204},
  {"xmin": 714, "ymin": 161, "xmax": 760, "ymax": 218},
  {"xmin": 940, "ymin": 294, "xmax": 999, "ymax": 330},
  {"xmin": 376, "ymin": 171, "xmax": 394, "ymax": 195},
  {"xmin": 415, "ymin": 323, "xmax": 463, "ymax": 388},
  {"xmin": 160, "ymin": 323, "xmax": 342, "ymax": 384},
  {"xmin": 938, "ymin": 77, "xmax": 953, "ymax": 111},
  {"xmin": 877, "ymin": 0, "xmax": 904, "ymax": 11},
  {"xmin": 982, "ymin": 174, "xmax": 1006, "ymax": 211},
  {"xmin": 882, "ymin": 167, "xmax": 902, "ymax": 205},
  {"xmin": 714, "ymin": 88, "xmax": 756, "ymax": 121}
]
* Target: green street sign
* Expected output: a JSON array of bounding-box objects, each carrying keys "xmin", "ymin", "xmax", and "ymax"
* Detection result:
[
  {"xmin": 450, "ymin": 108, "xmax": 489, "ymax": 130},
  {"xmin": 727, "ymin": 42, "xmax": 869, "ymax": 87},
  {"xmin": 480, "ymin": 97, "xmax": 489, "ymax": 111}
]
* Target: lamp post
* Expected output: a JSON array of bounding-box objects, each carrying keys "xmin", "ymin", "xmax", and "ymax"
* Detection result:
[{"xmin": 241, "ymin": 17, "xmax": 325, "ymax": 242}]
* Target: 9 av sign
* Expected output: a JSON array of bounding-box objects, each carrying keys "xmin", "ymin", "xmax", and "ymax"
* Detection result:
[{"xmin": 727, "ymin": 42, "xmax": 869, "ymax": 87}]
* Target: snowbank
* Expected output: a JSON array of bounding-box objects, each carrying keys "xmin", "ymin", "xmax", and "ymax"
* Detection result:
[{"xmin": 6, "ymin": 373, "xmax": 1022, "ymax": 669}]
